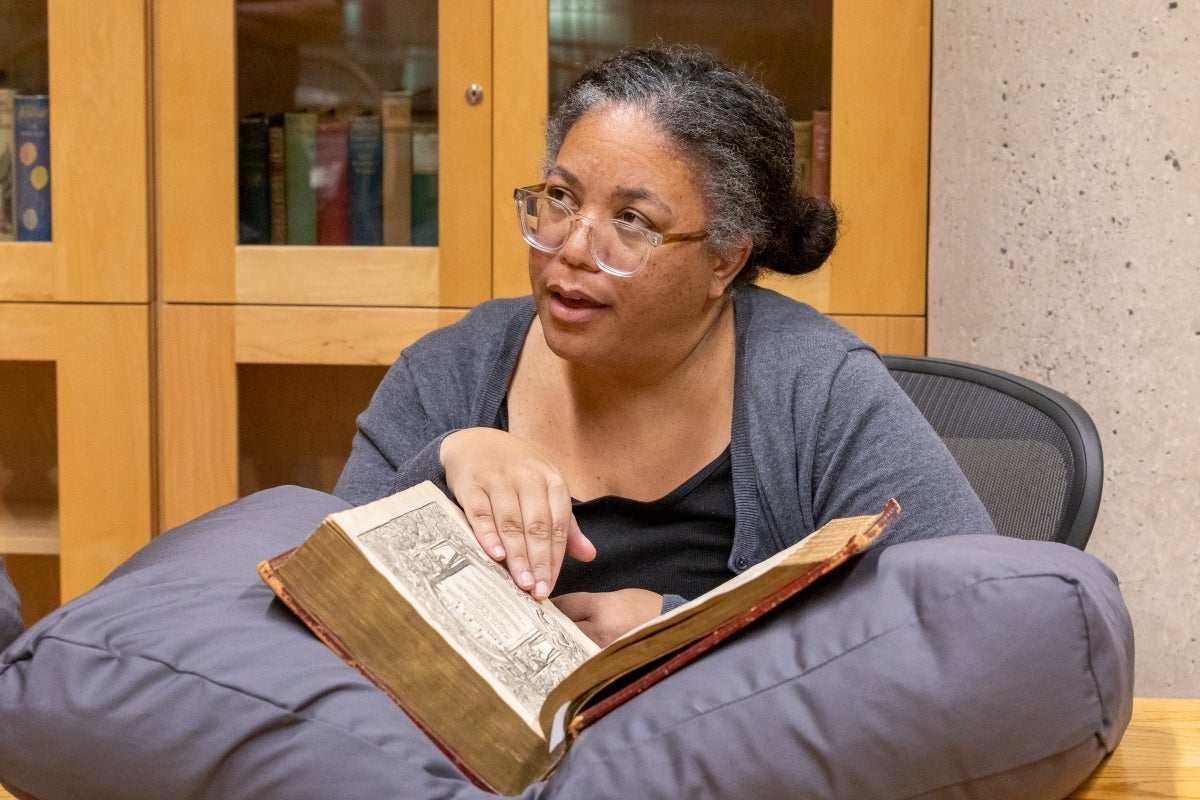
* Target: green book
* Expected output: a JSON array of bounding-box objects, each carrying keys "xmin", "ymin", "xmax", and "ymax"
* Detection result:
[
  {"xmin": 410, "ymin": 121, "xmax": 438, "ymax": 247},
  {"xmin": 284, "ymin": 110, "xmax": 318, "ymax": 245}
]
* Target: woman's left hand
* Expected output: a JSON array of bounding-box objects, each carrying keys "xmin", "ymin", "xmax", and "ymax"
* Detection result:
[{"xmin": 551, "ymin": 588, "xmax": 662, "ymax": 647}]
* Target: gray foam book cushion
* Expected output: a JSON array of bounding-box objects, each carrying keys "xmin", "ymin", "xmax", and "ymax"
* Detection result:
[{"xmin": 0, "ymin": 486, "xmax": 1134, "ymax": 800}]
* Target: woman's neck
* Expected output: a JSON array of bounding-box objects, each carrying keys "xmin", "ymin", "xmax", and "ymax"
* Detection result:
[{"xmin": 547, "ymin": 297, "xmax": 734, "ymax": 401}]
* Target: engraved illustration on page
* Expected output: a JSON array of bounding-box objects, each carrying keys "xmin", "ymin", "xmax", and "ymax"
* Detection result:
[{"xmin": 357, "ymin": 502, "xmax": 593, "ymax": 716}]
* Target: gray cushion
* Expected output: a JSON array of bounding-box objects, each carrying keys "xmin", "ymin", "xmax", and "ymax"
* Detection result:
[
  {"xmin": 0, "ymin": 558, "xmax": 21, "ymax": 652},
  {"xmin": 0, "ymin": 487, "xmax": 1134, "ymax": 800}
]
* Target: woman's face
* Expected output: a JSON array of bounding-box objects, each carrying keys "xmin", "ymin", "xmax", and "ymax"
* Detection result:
[{"xmin": 528, "ymin": 104, "xmax": 744, "ymax": 373}]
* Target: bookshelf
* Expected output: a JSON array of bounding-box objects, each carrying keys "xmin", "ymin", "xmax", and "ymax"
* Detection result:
[
  {"xmin": 0, "ymin": 0, "xmax": 152, "ymax": 620},
  {"xmin": 1, "ymin": 0, "xmax": 931, "ymax": 622}
]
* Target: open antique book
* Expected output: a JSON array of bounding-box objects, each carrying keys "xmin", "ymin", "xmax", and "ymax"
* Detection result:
[{"xmin": 258, "ymin": 481, "xmax": 898, "ymax": 795}]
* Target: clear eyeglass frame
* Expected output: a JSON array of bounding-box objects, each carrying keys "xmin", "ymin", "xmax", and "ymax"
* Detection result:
[{"xmin": 513, "ymin": 183, "xmax": 708, "ymax": 277}]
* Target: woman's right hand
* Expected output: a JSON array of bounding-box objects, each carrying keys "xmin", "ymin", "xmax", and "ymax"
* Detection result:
[{"xmin": 441, "ymin": 428, "xmax": 596, "ymax": 601}]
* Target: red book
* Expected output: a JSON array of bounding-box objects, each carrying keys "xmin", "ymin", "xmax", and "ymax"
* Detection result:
[{"xmin": 316, "ymin": 114, "xmax": 351, "ymax": 245}]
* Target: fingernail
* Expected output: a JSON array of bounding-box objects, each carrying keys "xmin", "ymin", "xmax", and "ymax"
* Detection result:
[
  {"xmin": 490, "ymin": 545, "xmax": 505, "ymax": 559},
  {"xmin": 519, "ymin": 571, "xmax": 534, "ymax": 588},
  {"xmin": 534, "ymin": 581, "xmax": 549, "ymax": 599}
]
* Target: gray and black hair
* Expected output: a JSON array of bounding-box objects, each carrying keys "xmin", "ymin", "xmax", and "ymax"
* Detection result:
[{"xmin": 544, "ymin": 44, "xmax": 838, "ymax": 287}]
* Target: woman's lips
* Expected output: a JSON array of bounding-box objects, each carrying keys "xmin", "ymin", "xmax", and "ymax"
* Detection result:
[{"xmin": 547, "ymin": 287, "xmax": 606, "ymax": 323}]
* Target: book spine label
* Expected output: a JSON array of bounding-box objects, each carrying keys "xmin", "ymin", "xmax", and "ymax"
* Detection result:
[
  {"xmin": 381, "ymin": 90, "xmax": 413, "ymax": 246},
  {"xmin": 411, "ymin": 122, "xmax": 438, "ymax": 247},
  {"xmin": 316, "ymin": 115, "xmax": 351, "ymax": 246},
  {"xmin": 237, "ymin": 114, "xmax": 271, "ymax": 244},
  {"xmin": 14, "ymin": 94, "xmax": 51, "ymax": 242},
  {"xmin": 284, "ymin": 111, "xmax": 318, "ymax": 245},
  {"xmin": 348, "ymin": 113, "xmax": 383, "ymax": 246},
  {"xmin": 0, "ymin": 89, "xmax": 15, "ymax": 241}
]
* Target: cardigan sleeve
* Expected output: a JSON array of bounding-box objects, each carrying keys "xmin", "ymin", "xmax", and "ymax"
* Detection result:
[
  {"xmin": 333, "ymin": 298, "xmax": 530, "ymax": 506},
  {"xmin": 810, "ymin": 348, "xmax": 998, "ymax": 546},
  {"xmin": 333, "ymin": 354, "xmax": 456, "ymax": 505}
]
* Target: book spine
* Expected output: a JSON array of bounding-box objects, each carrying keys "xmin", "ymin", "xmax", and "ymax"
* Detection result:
[
  {"xmin": 284, "ymin": 110, "xmax": 318, "ymax": 245},
  {"xmin": 380, "ymin": 90, "xmax": 413, "ymax": 246},
  {"xmin": 348, "ymin": 112, "xmax": 383, "ymax": 246},
  {"xmin": 410, "ymin": 121, "xmax": 438, "ymax": 247},
  {"xmin": 268, "ymin": 117, "xmax": 287, "ymax": 244},
  {"xmin": 791, "ymin": 119, "xmax": 814, "ymax": 197},
  {"xmin": 237, "ymin": 113, "xmax": 271, "ymax": 244},
  {"xmin": 811, "ymin": 108, "xmax": 831, "ymax": 200},
  {"xmin": 316, "ymin": 113, "xmax": 351, "ymax": 246},
  {"xmin": 14, "ymin": 94, "xmax": 51, "ymax": 242},
  {"xmin": 0, "ymin": 89, "xmax": 15, "ymax": 241}
]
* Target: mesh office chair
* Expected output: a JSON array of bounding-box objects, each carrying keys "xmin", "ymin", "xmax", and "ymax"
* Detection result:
[{"xmin": 882, "ymin": 355, "xmax": 1103, "ymax": 550}]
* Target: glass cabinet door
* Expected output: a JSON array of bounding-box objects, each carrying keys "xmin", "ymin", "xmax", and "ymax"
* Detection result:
[
  {"xmin": 548, "ymin": 0, "xmax": 832, "ymax": 196},
  {"xmin": 1, "ymin": 0, "xmax": 149, "ymax": 302},
  {"xmin": 540, "ymin": 0, "xmax": 930, "ymax": 328},
  {"xmin": 158, "ymin": 0, "xmax": 491, "ymax": 309}
]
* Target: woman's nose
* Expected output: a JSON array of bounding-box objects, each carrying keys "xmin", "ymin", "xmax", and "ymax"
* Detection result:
[{"xmin": 557, "ymin": 216, "xmax": 600, "ymax": 271}]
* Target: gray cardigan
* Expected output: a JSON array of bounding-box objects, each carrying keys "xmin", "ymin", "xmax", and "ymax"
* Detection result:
[{"xmin": 335, "ymin": 285, "xmax": 996, "ymax": 584}]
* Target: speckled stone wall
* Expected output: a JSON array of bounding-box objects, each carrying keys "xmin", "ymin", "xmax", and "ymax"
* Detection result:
[{"xmin": 929, "ymin": 3, "xmax": 1199, "ymax": 697}]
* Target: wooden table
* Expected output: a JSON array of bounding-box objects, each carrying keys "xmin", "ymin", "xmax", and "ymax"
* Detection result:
[
  {"xmin": 0, "ymin": 698, "xmax": 1195, "ymax": 799},
  {"xmin": 1069, "ymin": 697, "xmax": 1200, "ymax": 798}
]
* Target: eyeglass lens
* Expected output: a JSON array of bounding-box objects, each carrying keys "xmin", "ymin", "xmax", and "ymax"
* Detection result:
[{"xmin": 518, "ymin": 195, "xmax": 648, "ymax": 276}]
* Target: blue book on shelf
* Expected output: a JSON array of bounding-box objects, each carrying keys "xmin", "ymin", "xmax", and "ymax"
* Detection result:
[
  {"xmin": 14, "ymin": 94, "xmax": 50, "ymax": 242},
  {"xmin": 348, "ymin": 113, "xmax": 383, "ymax": 246}
]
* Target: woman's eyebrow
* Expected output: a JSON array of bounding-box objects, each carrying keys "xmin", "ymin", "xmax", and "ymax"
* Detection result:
[
  {"xmin": 613, "ymin": 185, "xmax": 670, "ymax": 213},
  {"xmin": 545, "ymin": 166, "xmax": 673, "ymax": 215},
  {"xmin": 546, "ymin": 165, "xmax": 580, "ymax": 187}
]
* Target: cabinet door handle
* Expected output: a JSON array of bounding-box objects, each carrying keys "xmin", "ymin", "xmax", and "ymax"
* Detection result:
[{"xmin": 465, "ymin": 83, "xmax": 485, "ymax": 105}]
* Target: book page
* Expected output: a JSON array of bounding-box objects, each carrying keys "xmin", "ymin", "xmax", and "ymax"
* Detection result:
[{"xmin": 333, "ymin": 483, "xmax": 599, "ymax": 726}]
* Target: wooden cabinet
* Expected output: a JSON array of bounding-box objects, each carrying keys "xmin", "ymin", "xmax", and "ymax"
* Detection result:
[
  {"xmin": 0, "ymin": 1, "xmax": 152, "ymax": 616},
  {"xmin": 2, "ymin": 1, "xmax": 930, "ymax": 619},
  {"xmin": 153, "ymin": 0, "xmax": 930, "ymax": 528}
]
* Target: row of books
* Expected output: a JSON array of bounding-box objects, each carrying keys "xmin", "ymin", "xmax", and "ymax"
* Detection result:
[
  {"xmin": 0, "ymin": 90, "xmax": 51, "ymax": 242},
  {"xmin": 238, "ymin": 90, "xmax": 438, "ymax": 247}
]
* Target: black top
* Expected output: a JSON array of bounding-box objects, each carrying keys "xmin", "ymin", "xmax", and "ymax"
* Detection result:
[
  {"xmin": 553, "ymin": 447, "xmax": 737, "ymax": 601},
  {"xmin": 497, "ymin": 398, "xmax": 738, "ymax": 600}
]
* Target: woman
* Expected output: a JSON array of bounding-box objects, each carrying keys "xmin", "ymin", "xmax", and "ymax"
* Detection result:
[{"xmin": 335, "ymin": 45, "xmax": 995, "ymax": 646}]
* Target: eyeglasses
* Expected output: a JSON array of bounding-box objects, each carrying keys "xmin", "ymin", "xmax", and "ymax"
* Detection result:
[{"xmin": 513, "ymin": 184, "xmax": 708, "ymax": 277}]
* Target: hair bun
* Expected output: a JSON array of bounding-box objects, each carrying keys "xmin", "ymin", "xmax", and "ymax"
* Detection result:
[{"xmin": 761, "ymin": 192, "xmax": 839, "ymax": 277}]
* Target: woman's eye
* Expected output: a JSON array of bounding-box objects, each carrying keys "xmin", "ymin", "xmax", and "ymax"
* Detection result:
[
  {"xmin": 618, "ymin": 210, "xmax": 652, "ymax": 229},
  {"xmin": 546, "ymin": 187, "xmax": 580, "ymax": 211}
]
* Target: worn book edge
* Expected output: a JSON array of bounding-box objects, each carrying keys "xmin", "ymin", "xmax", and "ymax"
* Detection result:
[{"xmin": 258, "ymin": 553, "xmax": 491, "ymax": 789}]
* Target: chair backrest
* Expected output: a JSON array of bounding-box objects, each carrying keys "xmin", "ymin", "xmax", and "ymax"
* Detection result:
[{"xmin": 882, "ymin": 355, "xmax": 1103, "ymax": 550}]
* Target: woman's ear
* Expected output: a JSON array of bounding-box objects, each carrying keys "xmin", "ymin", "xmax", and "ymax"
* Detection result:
[{"xmin": 709, "ymin": 238, "xmax": 753, "ymax": 298}]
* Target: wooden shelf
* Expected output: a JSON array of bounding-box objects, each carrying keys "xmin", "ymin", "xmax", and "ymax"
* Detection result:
[{"xmin": 0, "ymin": 501, "xmax": 58, "ymax": 555}]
